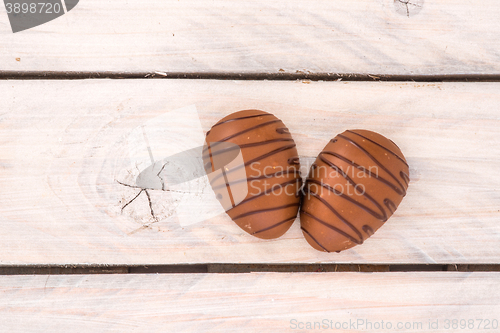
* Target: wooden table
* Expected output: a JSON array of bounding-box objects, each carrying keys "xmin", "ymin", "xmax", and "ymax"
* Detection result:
[{"xmin": 1, "ymin": 1, "xmax": 499, "ymax": 332}]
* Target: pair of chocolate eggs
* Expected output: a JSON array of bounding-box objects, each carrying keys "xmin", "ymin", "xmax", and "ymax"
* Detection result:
[{"xmin": 204, "ymin": 110, "xmax": 409, "ymax": 253}]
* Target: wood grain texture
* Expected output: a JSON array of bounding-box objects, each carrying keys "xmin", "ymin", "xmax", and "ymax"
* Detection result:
[
  {"xmin": 0, "ymin": 272, "xmax": 498, "ymax": 332},
  {"xmin": 0, "ymin": 80, "xmax": 499, "ymax": 264},
  {"xmin": 1, "ymin": 0, "xmax": 500, "ymax": 74}
]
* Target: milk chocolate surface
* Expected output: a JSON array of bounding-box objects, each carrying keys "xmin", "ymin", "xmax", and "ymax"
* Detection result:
[
  {"xmin": 205, "ymin": 110, "xmax": 302, "ymax": 239},
  {"xmin": 300, "ymin": 130, "xmax": 409, "ymax": 252}
]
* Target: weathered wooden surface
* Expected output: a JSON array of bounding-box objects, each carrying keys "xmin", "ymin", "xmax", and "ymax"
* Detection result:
[
  {"xmin": 0, "ymin": 80, "xmax": 499, "ymax": 264},
  {"xmin": 0, "ymin": 272, "xmax": 498, "ymax": 332},
  {"xmin": 1, "ymin": 0, "xmax": 500, "ymax": 74}
]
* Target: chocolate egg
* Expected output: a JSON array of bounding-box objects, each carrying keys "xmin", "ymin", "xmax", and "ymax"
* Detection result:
[
  {"xmin": 300, "ymin": 129, "xmax": 409, "ymax": 252},
  {"xmin": 204, "ymin": 110, "xmax": 302, "ymax": 239}
]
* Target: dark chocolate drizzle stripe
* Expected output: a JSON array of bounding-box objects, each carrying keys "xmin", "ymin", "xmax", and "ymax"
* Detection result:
[
  {"xmin": 302, "ymin": 133, "xmax": 409, "ymax": 247},
  {"xmin": 400, "ymin": 171, "xmax": 410, "ymax": 186},
  {"xmin": 247, "ymin": 168, "xmax": 301, "ymax": 180},
  {"xmin": 202, "ymin": 138, "xmax": 294, "ymax": 157},
  {"xmin": 211, "ymin": 112, "xmax": 272, "ymax": 128},
  {"xmin": 226, "ymin": 178, "xmax": 302, "ymax": 213},
  {"xmin": 232, "ymin": 203, "xmax": 300, "ymax": 220},
  {"xmin": 240, "ymin": 138, "xmax": 294, "ymax": 148},
  {"xmin": 221, "ymin": 168, "xmax": 236, "ymax": 208},
  {"xmin": 276, "ymin": 128, "xmax": 290, "ymax": 134},
  {"xmin": 317, "ymin": 154, "xmax": 390, "ymax": 218},
  {"xmin": 362, "ymin": 225, "xmax": 374, "ymax": 236},
  {"xmin": 216, "ymin": 119, "xmax": 282, "ymax": 143},
  {"xmin": 315, "ymin": 150, "xmax": 405, "ymax": 221},
  {"xmin": 211, "ymin": 169, "xmax": 301, "ymax": 191},
  {"xmin": 301, "ymin": 190, "xmax": 364, "ymax": 244},
  {"xmin": 205, "ymin": 114, "xmax": 296, "ymax": 182},
  {"xmin": 306, "ymin": 178, "xmax": 387, "ymax": 222},
  {"xmin": 206, "ymin": 115, "xmax": 301, "ymax": 233},
  {"xmin": 207, "ymin": 142, "xmax": 215, "ymax": 173},
  {"xmin": 251, "ymin": 216, "xmax": 297, "ymax": 235},
  {"xmin": 383, "ymin": 198, "xmax": 397, "ymax": 214},
  {"xmin": 208, "ymin": 143, "xmax": 297, "ymax": 185},
  {"xmin": 337, "ymin": 134, "xmax": 407, "ymax": 196},
  {"xmin": 301, "ymin": 226, "xmax": 330, "ymax": 252},
  {"xmin": 320, "ymin": 151, "xmax": 404, "ymax": 196},
  {"xmin": 243, "ymin": 144, "xmax": 297, "ymax": 168},
  {"xmin": 346, "ymin": 130, "xmax": 409, "ymax": 168}
]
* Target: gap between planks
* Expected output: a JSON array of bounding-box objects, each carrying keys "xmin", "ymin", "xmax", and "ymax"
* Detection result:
[
  {"xmin": 2, "ymin": 71, "xmax": 500, "ymax": 82},
  {"xmin": 0, "ymin": 264, "xmax": 499, "ymax": 275}
]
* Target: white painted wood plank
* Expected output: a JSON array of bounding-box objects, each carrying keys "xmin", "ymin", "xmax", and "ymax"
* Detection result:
[
  {"xmin": 1, "ymin": 0, "xmax": 500, "ymax": 74},
  {"xmin": 0, "ymin": 80, "xmax": 499, "ymax": 264},
  {"xmin": 0, "ymin": 272, "xmax": 498, "ymax": 332}
]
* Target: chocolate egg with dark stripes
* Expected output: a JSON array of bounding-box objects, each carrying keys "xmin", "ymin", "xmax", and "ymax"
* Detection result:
[
  {"xmin": 204, "ymin": 110, "xmax": 302, "ymax": 239},
  {"xmin": 300, "ymin": 130, "xmax": 409, "ymax": 252}
]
